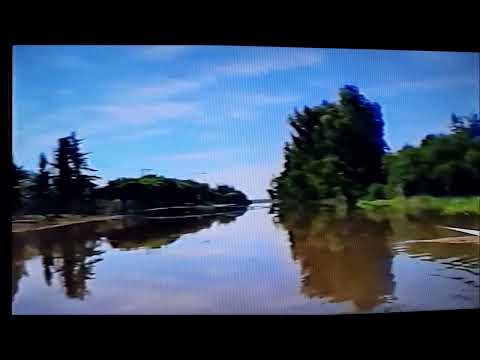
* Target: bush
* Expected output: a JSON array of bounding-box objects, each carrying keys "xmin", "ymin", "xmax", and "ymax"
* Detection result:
[{"xmin": 365, "ymin": 183, "xmax": 387, "ymax": 200}]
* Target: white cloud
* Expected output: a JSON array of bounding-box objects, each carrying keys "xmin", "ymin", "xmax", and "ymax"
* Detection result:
[
  {"xmin": 409, "ymin": 51, "xmax": 473, "ymax": 66},
  {"xmin": 246, "ymin": 93, "xmax": 300, "ymax": 105},
  {"xmin": 104, "ymin": 128, "xmax": 173, "ymax": 142},
  {"xmin": 364, "ymin": 76, "xmax": 477, "ymax": 98},
  {"xmin": 150, "ymin": 150, "xmax": 230, "ymax": 162},
  {"xmin": 16, "ymin": 100, "xmax": 197, "ymax": 160},
  {"xmin": 136, "ymin": 45, "xmax": 192, "ymax": 60},
  {"xmin": 230, "ymin": 109, "xmax": 259, "ymax": 120},
  {"xmin": 214, "ymin": 49, "xmax": 322, "ymax": 77},
  {"xmin": 123, "ymin": 76, "xmax": 214, "ymax": 99},
  {"xmin": 81, "ymin": 102, "xmax": 198, "ymax": 125}
]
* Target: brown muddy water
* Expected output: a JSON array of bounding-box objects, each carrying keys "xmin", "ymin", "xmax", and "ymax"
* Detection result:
[{"xmin": 11, "ymin": 206, "xmax": 479, "ymax": 314}]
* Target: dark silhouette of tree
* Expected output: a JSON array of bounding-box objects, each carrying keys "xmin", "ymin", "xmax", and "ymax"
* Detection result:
[
  {"xmin": 270, "ymin": 85, "xmax": 388, "ymax": 207},
  {"xmin": 51, "ymin": 137, "xmax": 73, "ymax": 212},
  {"xmin": 51, "ymin": 133, "xmax": 99, "ymax": 213},
  {"xmin": 31, "ymin": 153, "xmax": 51, "ymax": 212},
  {"xmin": 68, "ymin": 132, "xmax": 99, "ymax": 210},
  {"xmin": 95, "ymin": 175, "xmax": 251, "ymax": 211},
  {"xmin": 12, "ymin": 160, "xmax": 29, "ymax": 213}
]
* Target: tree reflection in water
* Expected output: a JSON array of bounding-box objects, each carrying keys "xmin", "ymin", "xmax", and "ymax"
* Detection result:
[
  {"xmin": 12, "ymin": 209, "xmax": 247, "ymax": 302},
  {"xmin": 273, "ymin": 204, "xmax": 396, "ymax": 311}
]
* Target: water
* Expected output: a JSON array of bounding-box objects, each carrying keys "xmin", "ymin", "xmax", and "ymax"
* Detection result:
[{"xmin": 12, "ymin": 206, "xmax": 479, "ymax": 314}]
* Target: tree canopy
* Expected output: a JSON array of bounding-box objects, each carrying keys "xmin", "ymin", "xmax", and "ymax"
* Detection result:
[
  {"xmin": 95, "ymin": 175, "xmax": 251, "ymax": 209},
  {"xmin": 270, "ymin": 85, "xmax": 388, "ymax": 206},
  {"xmin": 383, "ymin": 114, "xmax": 480, "ymax": 197}
]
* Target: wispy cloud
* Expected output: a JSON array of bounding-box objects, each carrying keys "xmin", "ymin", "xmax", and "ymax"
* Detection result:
[
  {"xmin": 409, "ymin": 51, "xmax": 474, "ymax": 66},
  {"xmin": 214, "ymin": 49, "xmax": 322, "ymax": 77},
  {"xmin": 104, "ymin": 128, "xmax": 173, "ymax": 142},
  {"xmin": 20, "ymin": 100, "xmax": 197, "ymax": 153},
  {"xmin": 151, "ymin": 150, "xmax": 230, "ymax": 162},
  {"xmin": 81, "ymin": 102, "xmax": 198, "ymax": 125},
  {"xmin": 364, "ymin": 76, "xmax": 478, "ymax": 98},
  {"xmin": 230, "ymin": 109, "xmax": 259, "ymax": 120},
  {"xmin": 121, "ymin": 76, "xmax": 215, "ymax": 100},
  {"xmin": 245, "ymin": 93, "xmax": 300, "ymax": 105},
  {"xmin": 136, "ymin": 45, "xmax": 192, "ymax": 60}
]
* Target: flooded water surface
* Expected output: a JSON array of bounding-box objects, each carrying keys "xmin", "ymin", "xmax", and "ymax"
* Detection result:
[{"xmin": 12, "ymin": 206, "xmax": 479, "ymax": 314}]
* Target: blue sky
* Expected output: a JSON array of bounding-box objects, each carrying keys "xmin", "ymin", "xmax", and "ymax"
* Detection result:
[{"xmin": 13, "ymin": 46, "xmax": 479, "ymax": 198}]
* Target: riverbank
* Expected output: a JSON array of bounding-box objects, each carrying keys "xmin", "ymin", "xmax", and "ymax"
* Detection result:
[
  {"xmin": 357, "ymin": 196, "xmax": 480, "ymax": 215},
  {"xmin": 12, "ymin": 215, "xmax": 123, "ymax": 233},
  {"xmin": 12, "ymin": 203, "xmax": 251, "ymax": 233}
]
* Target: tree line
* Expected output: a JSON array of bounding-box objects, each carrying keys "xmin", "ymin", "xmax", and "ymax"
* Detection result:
[
  {"xmin": 269, "ymin": 85, "xmax": 480, "ymax": 207},
  {"xmin": 12, "ymin": 132, "xmax": 99, "ymax": 214},
  {"xmin": 12, "ymin": 133, "xmax": 250, "ymax": 215}
]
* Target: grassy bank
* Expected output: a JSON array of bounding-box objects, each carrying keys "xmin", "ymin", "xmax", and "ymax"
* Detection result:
[{"xmin": 357, "ymin": 196, "xmax": 480, "ymax": 215}]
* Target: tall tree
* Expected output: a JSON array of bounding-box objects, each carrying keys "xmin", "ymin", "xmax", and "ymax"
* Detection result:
[
  {"xmin": 67, "ymin": 132, "xmax": 99, "ymax": 209},
  {"xmin": 51, "ymin": 133, "xmax": 99, "ymax": 212},
  {"xmin": 31, "ymin": 153, "xmax": 51, "ymax": 211},
  {"xmin": 270, "ymin": 85, "xmax": 388, "ymax": 207},
  {"xmin": 51, "ymin": 136, "xmax": 74, "ymax": 212},
  {"xmin": 12, "ymin": 160, "xmax": 28, "ymax": 213}
]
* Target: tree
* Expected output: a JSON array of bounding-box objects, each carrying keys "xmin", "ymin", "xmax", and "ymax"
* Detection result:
[
  {"xmin": 95, "ymin": 175, "xmax": 251, "ymax": 211},
  {"xmin": 51, "ymin": 133, "xmax": 99, "ymax": 212},
  {"xmin": 31, "ymin": 153, "xmax": 51, "ymax": 211},
  {"xmin": 270, "ymin": 85, "xmax": 389, "ymax": 207},
  {"xmin": 384, "ymin": 113, "xmax": 480, "ymax": 197},
  {"xmin": 51, "ymin": 136, "xmax": 74, "ymax": 212},
  {"xmin": 12, "ymin": 160, "xmax": 28, "ymax": 213},
  {"xmin": 67, "ymin": 132, "xmax": 99, "ymax": 210}
]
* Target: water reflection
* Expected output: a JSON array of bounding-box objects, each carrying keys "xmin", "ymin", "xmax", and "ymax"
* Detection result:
[
  {"xmin": 12, "ymin": 209, "xmax": 247, "ymax": 301},
  {"xmin": 274, "ymin": 206, "xmax": 396, "ymax": 311}
]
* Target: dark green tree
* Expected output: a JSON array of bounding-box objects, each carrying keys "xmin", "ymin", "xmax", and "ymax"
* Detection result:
[
  {"xmin": 12, "ymin": 160, "xmax": 28, "ymax": 213},
  {"xmin": 51, "ymin": 136, "xmax": 74, "ymax": 212},
  {"xmin": 384, "ymin": 113, "xmax": 480, "ymax": 197},
  {"xmin": 270, "ymin": 85, "xmax": 389, "ymax": 207},
  {"xmin": 67, "ymin": 132, "xmax": 99, "ymax": 211},
  {"xmin": 31, "ymin": 153, "xmax": 51, "ymax": 211},
  {"xmin": 51, "ymin": 133, "xmax": 99, "ymax": 212}
]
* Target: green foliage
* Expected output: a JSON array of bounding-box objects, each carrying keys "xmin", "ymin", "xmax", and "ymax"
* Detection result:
[
  {"xmin": 365, "ymin": 183, "xmax": 387, "ymax": 201},
  {"xmin": 270, "ymin": 85, "xmax": 388, "ymax": 206},
  {"xmin": 51, "ymin": 133, "xmax": 99, "ymax": 212},
  {"xmin": 384, "ymin": 114, "xmax": 480, "ymax": 197},
  {"xmin": 358, "ymin": 196, "xmax": 480, "ymax": 215},
  {"xmin": 95, "ymin": 176, "xmax": 250, "ymax": 210},
  {"xmin": 12, "ymin": 161, "xmax": 29, "ymax": 212},
  {"xmin": 30, "ymin": 153, "xmax": 51, "ymax": 209}
]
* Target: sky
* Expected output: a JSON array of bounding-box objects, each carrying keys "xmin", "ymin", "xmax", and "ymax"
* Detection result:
[{"xmin": 13, "ymin": 46, "xmax": 479, "ymax": 199}]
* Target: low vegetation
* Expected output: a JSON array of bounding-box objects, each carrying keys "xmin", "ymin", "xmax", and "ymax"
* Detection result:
[{"xmin": 358, "ymin": 196, "xmax": 480, "ymax": 215}]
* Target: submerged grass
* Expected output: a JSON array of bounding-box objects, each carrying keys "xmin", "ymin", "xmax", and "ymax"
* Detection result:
[{"xmin": 357, "ymin": 196, "xmax": 480, "ymax": 215}]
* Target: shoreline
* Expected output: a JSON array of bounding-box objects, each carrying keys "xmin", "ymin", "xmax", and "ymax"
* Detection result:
[
  {"xmin": 12, "ymin": 203, "xmax": 252, "ymax": 233},
  {"xmin": 12, "ymin": 215, "xmax": 124, "ymax": 233},
  {"xmin": 357, "ymin": 196, "xmax": 480, "ymax": 215}
]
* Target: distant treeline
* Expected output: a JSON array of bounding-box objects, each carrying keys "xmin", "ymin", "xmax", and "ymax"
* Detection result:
[
  {"xmin": 269, "ymin": 85, "xmax": 480, "ymax": 207},
  {"xmin": 96, "ymin": 176, "xmax": 250, "ymax": 211},
  {"xmin": 12, "ymin": 132, "xmax": 250, "ymax": 215}
]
